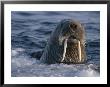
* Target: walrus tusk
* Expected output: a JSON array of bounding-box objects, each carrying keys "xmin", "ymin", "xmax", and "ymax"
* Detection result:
[
  {"xmin": 78, "ymin": 40, "xmax": 81, "ymax": 62},
  {"xmin": 61, "ymin": 39, "xmax": 68, "ymax": 62}
]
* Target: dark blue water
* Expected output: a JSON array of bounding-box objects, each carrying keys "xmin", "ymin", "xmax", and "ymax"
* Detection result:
[{"xmin": 11, "ymin": 11, "xmax": 100, "ymax": 77}]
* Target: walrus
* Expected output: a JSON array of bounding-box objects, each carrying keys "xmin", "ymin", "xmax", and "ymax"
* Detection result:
[{"xmin": 40, "ymin": 19, "xmax": 87, "ymax": 64}]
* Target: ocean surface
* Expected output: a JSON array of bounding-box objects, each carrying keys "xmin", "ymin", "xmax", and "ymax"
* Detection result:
[{"xmin": 11, "ymin": 11, "xmax": 100, "ymax": 77}]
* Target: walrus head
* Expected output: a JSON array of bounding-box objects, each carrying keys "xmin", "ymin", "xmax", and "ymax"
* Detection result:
[
  {"xmin": 52, "ymin": 19, "xmax": 86, "ymax": 63},
  {"xmin": 56, "ymin": 19, "xmax": 85, "ymax": 46},
  {"xmin": 40, "ymin": 19, "xmax": 86, "ymax": 64}
]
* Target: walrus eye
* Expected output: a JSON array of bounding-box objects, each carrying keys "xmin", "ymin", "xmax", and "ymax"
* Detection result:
[{"xmin": 69, "ymin": 24, "xmax": 77, "ymax": 29}]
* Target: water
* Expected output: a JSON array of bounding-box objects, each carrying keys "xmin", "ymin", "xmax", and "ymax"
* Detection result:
[{"xmin": 11, "ymin": 11, "xmax": 100, "ymax": 77}]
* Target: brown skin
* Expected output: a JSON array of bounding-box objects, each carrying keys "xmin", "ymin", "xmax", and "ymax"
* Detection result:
[{"xmin": 40, "ymin": 19, "xmax": 87, "ymax": 64}]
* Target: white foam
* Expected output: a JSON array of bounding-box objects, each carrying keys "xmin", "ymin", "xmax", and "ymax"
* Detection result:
[
  {"xmin": 12, "ymin": 48, "xmax": 25, "ymax": 57},
  {"xmin": 12, "ymin": 57, "xmax": 36, "ymax": 67},
  {"xmin": 75, "ymin": 67, "xmax": 99, "ymax": 77},
  {"xmin": 12, "ymin": 50, "xmax": 18, "ymax": 56},
  {"xmin": 11, "ymin": 48, "xmax": 100, "ymax": 77},
  {"xmin": 12, "ymin": 58, "xmax": 100, "ymax": 77},
  {"xmin": 14, "ymin": 48, "xmax": 25, "ymax": 52}
]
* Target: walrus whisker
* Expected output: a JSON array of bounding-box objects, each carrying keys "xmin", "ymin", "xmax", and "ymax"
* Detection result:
[
  {"xmin": 61, "ymin": 39, "xmax": 68, "ymax": 62},
  {"xmin": 78, "ymin": 40, "xmax": 81, "ymax": 62}
]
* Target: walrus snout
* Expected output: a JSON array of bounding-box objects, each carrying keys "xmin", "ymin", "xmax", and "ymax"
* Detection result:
[
  {"xmin": 69, "ymin": 23, "xmax": 77, "ymax": 31},
  {"xmin": 60, "ymin": 20, "xmax": 83, "ymax": 40},
  {"xmin": 58, "ymin": 20, "xmax": 80, "ymax": 45}
]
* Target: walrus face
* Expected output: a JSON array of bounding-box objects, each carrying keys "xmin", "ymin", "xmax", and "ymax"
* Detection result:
[
  {"xmin": 57, "ymin": 19, "xmax": 86, "ymax": 63},
  {"xmin": 58, "ymin": 19, "xmax": 85, "ymax": 45}
]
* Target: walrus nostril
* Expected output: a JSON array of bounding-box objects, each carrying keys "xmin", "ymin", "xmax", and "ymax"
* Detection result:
[{"xmin": 69, "ymin": 24, "xmax": 77, "ymax": 29}]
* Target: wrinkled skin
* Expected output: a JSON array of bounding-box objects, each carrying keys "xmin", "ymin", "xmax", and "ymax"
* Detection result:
[{"xmin": 40, "ymin": 19, "xmax": 87, "ymax": 64}]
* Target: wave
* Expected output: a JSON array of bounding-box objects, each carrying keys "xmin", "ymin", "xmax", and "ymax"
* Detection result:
[{"xmin": 11, "ymin": 48, "xmax": 99, "ymax": 77}]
